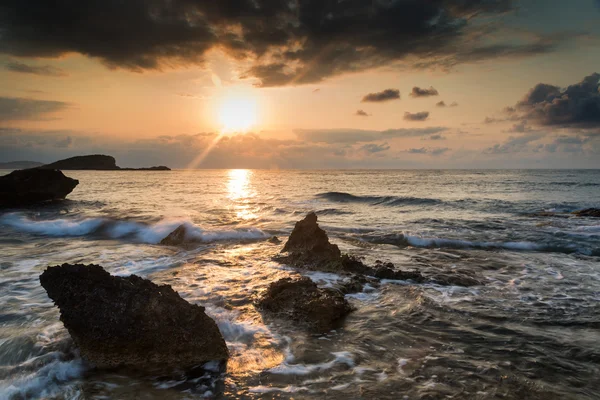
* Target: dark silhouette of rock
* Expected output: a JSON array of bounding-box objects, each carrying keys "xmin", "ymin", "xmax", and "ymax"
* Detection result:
[
  {"xmin": 573, "ymin": 208, "xmax": 600, "ymax": 218},
  {"xmin": 38, "ymin": 154, "xmax": 171, "ymax": 171},
  {"xmin": 0, "ymin": 168, "xmax": 79, "ymax": 207},
  {"xmin": 256, "ymin": 277, "xmax": 352, "ymax": 332},
  {"xmin": 160, "ymin": 224, "xmax": 190, "ymax": 246},
  {"xmin": 39, "ymin": 263, "xmax": 228, "ymax": 373}
]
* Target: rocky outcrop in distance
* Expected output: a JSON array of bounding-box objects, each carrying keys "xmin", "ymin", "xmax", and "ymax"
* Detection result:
[
  {"xmin": 256, "ymin": 277, "xmax": 353, "ymax": 332},
  {"xmin": 38, "ymin": 155, "xmax": 170, "ymax": 171},
  {"xmin": 0, "ymin": 168, "xmax": 79, "ymax": 207},
  {"xmin": 40, "ymin": 263, "xmax": 228, "ymax": 374}
]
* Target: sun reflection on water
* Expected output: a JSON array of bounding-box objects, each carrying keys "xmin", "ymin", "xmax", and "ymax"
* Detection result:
[{"xmin": 227, "ymin": 169, "xmax": 257, "ymax": 220}]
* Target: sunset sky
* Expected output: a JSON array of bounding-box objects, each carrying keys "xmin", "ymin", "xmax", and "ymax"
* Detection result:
[{"xmin": 1, "ymin": 0, "xmax": 599, "ymax": 168}]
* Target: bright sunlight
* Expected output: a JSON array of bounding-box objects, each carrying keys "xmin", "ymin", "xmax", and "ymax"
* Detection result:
[{"xmin": 217, "ymin": 95, "xmax": 258, "ymax": 132}]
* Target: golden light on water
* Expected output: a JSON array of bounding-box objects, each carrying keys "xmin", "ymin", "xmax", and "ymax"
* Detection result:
[{"xmin": 227, "ymin": 169, "xmax": 256, "ymax": 220}]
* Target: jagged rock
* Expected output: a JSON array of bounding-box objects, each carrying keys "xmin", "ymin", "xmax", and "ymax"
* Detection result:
[
  {"xmin": 573, "ymin": 208, "xmax": 600, "ymax": 218},
  {"xmin": 160, "ymin": 224, "xmax": 190, "ymax": 246},
  {"xmin": 267, "ymin": 236, "xmax": 281, "ymax": 244},
  {"xmin": 39, "ymin": 263, "xmax": 228, "ymax": 373},
  {"xmin": 281, "ymin": 212, "xmax": 341, "ymax": 265},
  {"xmin": 0, "ymin": 168, "xmax": 79, "ymax": 207},
  {"xmin": 256, "ymin": 277, "xmax": 353, "ymax": 332}
]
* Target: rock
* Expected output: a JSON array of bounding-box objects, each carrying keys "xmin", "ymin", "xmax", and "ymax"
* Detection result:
[
  {"xmin": 256, "ymin": 277, "xmax": 353, "ymax": 332},
  {"xmin": 267, "ymin": 236, "xmax": 281, "ymax": 244},
  {"xmin": 0, "ymin": 168, "xmax": 79, "ymax": 207},
  {"xmin": 39, "ymin": 154, "xmax": 171, "ymax": 171},
  {"xmin": 39, "ymin": 263, "xmax": 228, "ymax": 373},
  {"xmin": 373, "ymin": 266, "xmax": 426, "ymax": 282},
  {"xmin": 282, "ymin": 212, "xmax": 341, "ymax": 259},
  {"xmin": 573, "ymin": 208, "xmax": 600, "ymax": 218},
  {"xmin": 160, "ymin": 224, "xmax": 190, "ymax": 246}
]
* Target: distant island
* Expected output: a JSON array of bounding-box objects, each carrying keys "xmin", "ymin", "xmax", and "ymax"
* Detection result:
[
  {"xmin": 0, "ymin": 161, "xmax": 45, "ymax": 170},
  {"xmin": 38, "ymin": 155, "xmax": 170, "ymax": 171}
]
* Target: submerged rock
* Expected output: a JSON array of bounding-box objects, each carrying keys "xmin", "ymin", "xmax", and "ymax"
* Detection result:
[
  {"xmin": 573, "ymin": 208, "xmax": 600, "ymax": 218},
  {"xmin": 267, "ymin": 236, "xmax": 281, "ymax": 244},
  {"xmin": 0, "ymin": 168, "xmax": 79, "ymax": 207},
  {"xmin": 39, "ymin": 263, "xmax": 228, "ymax": 373},
  {"xmin": 256, "ymin": 277, "xmax": 353, "ymax": 332}
]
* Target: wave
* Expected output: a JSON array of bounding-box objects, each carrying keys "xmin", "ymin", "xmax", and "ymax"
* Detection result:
[
  {"xmin": 0, "ymin": 213, "xmax": 268, "ymax": 244},
  {"xmin": 362, "ymin": 232, "xmax": 587, "ymax": 254},
  {"xmin": 316, "ymin": 192, "xmax": 441, "ymax": 206}
]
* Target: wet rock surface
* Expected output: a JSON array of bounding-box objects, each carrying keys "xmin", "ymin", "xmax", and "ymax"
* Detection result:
[
  {"xmin": 0, "ymin": 168, "xmax": 79, "ymax": 207},
  {"xmin": 39, "ymin": 263, "xmax": 228, "ymax": 373},
  {"xmin": 256, "ymin": 277, "xmax": 353, "ymax": 332},
  {"xmin": 573, "ymin": 208, "xmax": 600, "ymax": 218}
]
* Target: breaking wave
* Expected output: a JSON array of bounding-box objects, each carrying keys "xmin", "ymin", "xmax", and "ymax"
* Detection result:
[
  {"xmin": 0, "ymin": 213, "xmax": 268, "ymax": 244},
  {"xmin": 316, "ymin": 192, "xmax": 442, "ymax": 206}
]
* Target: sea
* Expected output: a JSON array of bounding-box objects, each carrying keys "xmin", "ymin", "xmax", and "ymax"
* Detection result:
[{"xmin": 1, "ymin": 169, "xmax": 599, "ymax": 399}]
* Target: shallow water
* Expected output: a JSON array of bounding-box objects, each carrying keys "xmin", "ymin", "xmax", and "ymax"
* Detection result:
[{"xmin": 1, "ymin": 169, "xmax": 599, "ymax": 399}]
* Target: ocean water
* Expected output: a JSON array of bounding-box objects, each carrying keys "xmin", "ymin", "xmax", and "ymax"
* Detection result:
[{"xmin": 0, "ymin": 169, "xmax": 599, "ymax": 399}]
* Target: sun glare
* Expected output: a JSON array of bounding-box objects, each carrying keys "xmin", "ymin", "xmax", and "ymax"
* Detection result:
[{"xmin": 217, "ymin": 95, "xmax": 258, "ymax": 133}]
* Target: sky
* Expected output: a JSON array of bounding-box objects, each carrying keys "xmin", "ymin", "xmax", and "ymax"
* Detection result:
[{"xmin": 0, "ymin": 0, "xmax": 599, "ymax": 169}]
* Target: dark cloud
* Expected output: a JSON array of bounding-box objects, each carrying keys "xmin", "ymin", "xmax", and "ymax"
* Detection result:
[
  {"xmin": 360, "ymin": 142, "xmax": 390, "ymax": 153},
  {"xmin": 436, "ymin": 101, "xmax": 447, "ymax": 107},
  {"xmin": 355, "ymin": 109, "xmax": 369, "ymax": 117},
  {"xmin": 426, "ymin": 134, "xmax": 446, "ymax": 140},
  {"xmin": 0, "ymin": 96, "xmax": 69, "ymax": 120},
  {"xmin": 410, "ymin": 86, "xmax": 439, "ymax": 98},
  {"xmin": 407, "ymin": 147, "xmax": 450, "ymax": 156},
  {"xmin": 6, "ymin": 61, "xmax": 67, "ymax": 77},
  {"xmin": 511, "ymin": 72, "xmax": 600, "ymax": 127},
  {"xmin": 404, "ymin": 111, "xmax": 430, "ymax": 121},
  {"xmin": 484, "ymin": 132, "xmax": 544, "ymax": 154},
  {"xmin": 361, "ymin": 89, "xmax": 400, "ymax": 103},
  {"xmin": 1, "ymin": 0, "xmax": 563, "ymax": 86},
  {"xmin": 295, "ymin": 127, "xmax": 447, "ymax": 144}
]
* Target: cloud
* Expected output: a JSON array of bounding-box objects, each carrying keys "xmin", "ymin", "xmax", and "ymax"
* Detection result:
[
  {"xmin": 313, "ymin": 88, "xmax": 320, "ymax": 93},
  {"xmin": 294, "ymin": 127, "xmax": 447, "ymax": 144},
  {"xmin": 506, "ymin": 121, "xmax": 534, "ymax": 133},
  {"xmin": 0, "ymin": 0, "xmax": 565, "ymax": 86},
  {"xmin": 450, "ymin": 102, "xmax": 459, "ymax": 107},
  {"xmin": 426, "ymin": 134, "xmax": 446, "ymax": 140},
  {"xmin": 6, "ymin": 61, "xmax": 67, "ymax": 77},
  {"xmin": 361, "ymin": 89, "xmax": 400, "ymax": 103},
  {"xmin": 404, "ymin": 111, "xmax": 430, "ymax": 121},
  {"xmin": 484, "ymin": 132, "xmax": 545, "ymax": 154},
  {"xmin": 0, "ymin": 96, "xmax": 69, "ymax": 120},
  {"xmin": 360, "ymin": 142, "xmax": 390, "ymax": 153},
  {"xmin": 510, "ymin": 72, "xmax": 600, "ymax": 127},
  {"xmin": 436, "ymin": 101, "xmax": 447, "ymax": 107},
  {"xmin": 406, "ymin": 147, "xmax": 450, "ymax": 156},
  {"xmin": 355, "ymin": 109, "xmax": 369, "ymax": 117},
  {"xmin": 410, "ymin": 87, "xmax": 439, "ymax": 98}
]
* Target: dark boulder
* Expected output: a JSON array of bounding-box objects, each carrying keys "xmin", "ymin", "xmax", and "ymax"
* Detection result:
[
  {"xmin": 256, "ymin": 277, "xmax": 353, "ymax": 332},
  {"xmin": 39, "ymin": 263, "xmax": 228, "ymax": 373},
  {"xmin": 282, "ymin": 212, "xmax": 341, "ymax": 262},
  {"xmin": 160, "ymin": 224, "xmax": 191, "ymax": 246},
  {"xmin": 267, "ymin": 236, "xmax": 282, "ymax": 244},
  {"xmin": 0, "ymin": 168, "xmax": 78, "ymax": 207},
  {"xmin": 573, "ymin": 208, "xmax": 600, "ymax": 218}
]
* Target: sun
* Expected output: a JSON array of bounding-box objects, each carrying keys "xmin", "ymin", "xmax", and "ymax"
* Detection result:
[{"xmin": 217, "ymin": 95, "xmax": 258, "ymax": 133}]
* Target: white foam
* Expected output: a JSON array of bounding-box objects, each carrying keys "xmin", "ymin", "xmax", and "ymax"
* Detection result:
[
  {"xmin": 268, "ymin": 351, "xmax": 354, "ymax": 375},
  {"xmin": 249, "ymin": 385, "xmax": 310, "ymax": 393},
  {"xmin": 0, "ymin": 358, "xmax": 85, "ymax": 400},
  {"xmin": 1, "ymin": 213, "xmax": 104, "ymax": 236},
  {"xmin": 404, "ymin": 234, "xmax": 544, "ymax": 252}
]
